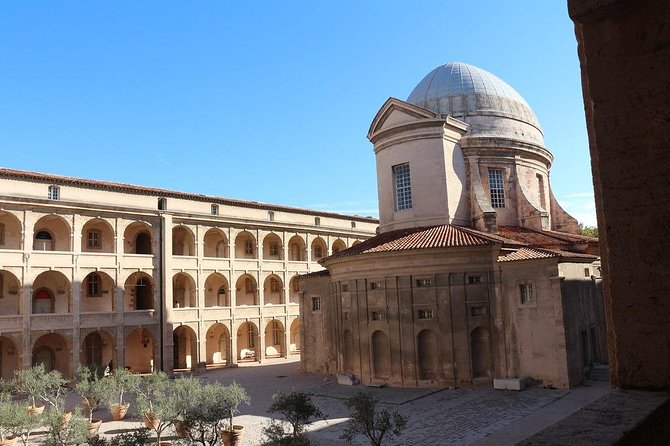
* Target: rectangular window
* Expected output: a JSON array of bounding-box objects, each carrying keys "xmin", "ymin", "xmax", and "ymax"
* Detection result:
[
  {"xmin": 418, "ymin": 309, "xmax": 434, "ymax": 320},
  {"xmin": 211, "ymin": 204, "xmax": 219, "ymax": 215},
  {"xmin": 343, "ymin": 311, "xmax": 350, "ymax": 321},
  {"xmin": 314, "ymin": 217, "xmax": 321, "ymax": 226},
  {"xmin": 312, "ymin": 297, "xmax": 321, "ymax": 311},
  {"xmin": 87, "ymin": 230, "xmax": 101, "ymax": 249},
  {"xmin": 244, "ymin": 240, "xmax": 253, "ymax": 255},
  {"xmin": 0, "ymin": 223, "xmax": 5, "ymax": 245},
  {"xmin": 584, "ymin": 267, "xmax": 590, "ymax": 278},
  {"xmin": 488, "ymin": 169, "xmax": 505, "ymax": 208},
  {"xmin": 268, "ymin": 211, "xmax": 275, "ymax": 221},
  {"xmin": 270, "ymin": 279, "xmax": 279, "ymax": 292},
  {"xmin": 416, "ymin": 278, "xmax": 432, "ymax": 288},
  {"xmin": 519, "ymin": 283, "xmax": 534, "ymax": 304},
  {"xmin": 48, "ymin": 185, "xmax": 60, "ymax": 200},
  {"xmin": 272, "ymin": 321, "xmax": 280, "ymax": 345},
  {"xmin": 351, "ymin": 221, "xmax": 356, "ymax": 229},
  {"xmin": 341, "ymin": 283, "xmax": 349, "ymax": 292},
  {"xmin": 393, "ymin": 163, "xmax": 412, "ymax": 210},
  {"xmin": 158, "ymin": 197, "xmax": 167, "ymax": 210},
  {"xmin": 468, "ymin": 275, "xmax": 482, "ymax": 284},
  {"xmin": 370, "ymin": 281, "xmax": 384, "ymax": 290},
  {"xmin": 269, "ymin": 242, "xmax": 278, "ymax": 256},
  {"xmin": 371, "ymin": 311, "xmax": 383, "ymax": 321},
  {"xmin": 470, "ymin": 306, "xmax": 486, "ymax": 317},
  {"xmin": 537, "ymin": 174, "xmax": 546, "ymax": 209},
  {"xmin": 314, "ymin": 245, "xmax": 322, "ymax": 258}
]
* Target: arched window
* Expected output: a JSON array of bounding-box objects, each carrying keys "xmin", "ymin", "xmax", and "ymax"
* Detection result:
[
  {"xmin": 86, "ymin": 273, "xmax": 102, "ymax": 297},
  {"xmin": 34, "ymin": 230, "xmax": 53, "ymax": 251}
]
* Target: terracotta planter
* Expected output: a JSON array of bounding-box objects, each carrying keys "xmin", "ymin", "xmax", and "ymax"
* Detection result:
[
  {"xmin": 62, "ymin": 411, "xmax": 73, "ymax": 426},
  {"xmin": 174, "ymin": 420, "xmax": 189, "ymax": 438},
  {"xmin": 220, "ymin": 425, "xmax": 244, "ymax": 446},
  {"xmin": 0, "ymin": 436, "xmax": 18, "ymax": 446},
  {"xmin": 26, "ymin": 404, "xmax": 45, "ymax": 416},
  {"xmin": 110, "ymin": 403, "xmax": 130, "ymax": 421},
  {"xmin": 81, "ymin": 397, "xmax": 99, "ymax": 414},
  {"xmin": 143, "ymin": 412, "xmax": 161, "ymax": 430},
  {"xmin": 87, "ymin": 419, "xmax": 102, "ymax": 436}
]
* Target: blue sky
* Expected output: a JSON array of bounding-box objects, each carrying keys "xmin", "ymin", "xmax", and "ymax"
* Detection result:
[{"xmin": 0, "ymin": 1, "xmax": 597, "ymax": 226}]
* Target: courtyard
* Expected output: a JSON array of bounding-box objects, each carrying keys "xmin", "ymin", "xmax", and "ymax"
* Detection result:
[{"xmin": 34, "ymin": 358, "xmax": 609, "ymax": 446}]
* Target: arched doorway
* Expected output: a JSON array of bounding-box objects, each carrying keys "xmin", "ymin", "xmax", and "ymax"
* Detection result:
[
  {"xmin": 417, "ymin": 329, "xmax": 438, "ymax": 380},
  {"xmin": 236, "ymin": 322, "xmax": 258, "ymax": 360},
  {"xmin": 135, "ymin": 231, "xmax": 152, "ymax": 254},
  {"xmin": 81, "ymin": 330, "xmax": 115, "ymax": 371},
  {"xmin": 470, "ymin": 327, "xmax": 492, "ymax": 378},
  {"xmin": 125, "ymin": 328, "xmax": 154, "ymax": 373},
  {"xmin": 371, "ymin": 330, "xmax": 390, "ymax": 380},
  {"xmin": 289, "ymin": 319, "xmax": 300, "ymax": 354},
  {"xmin": 264, "ymin": 320, "xmax": 285, "ymax": 357},
  {"xmin": 33, "ymin": 333, "xmax": 69, "ymax": 377},
  {"xmin": 33, "ymin": 346, "xmax": 55, "ymax": 372},
  {"xmin": 0, "ymin": 336, "xmax": 19, "ymax": 381},
  {"xmin": 205, "ymin": 323, "xmax": 230, "ymax": 366},
  {"xmin": 173, "ymin": 325, "xmax": 198, "ymax": 370}
]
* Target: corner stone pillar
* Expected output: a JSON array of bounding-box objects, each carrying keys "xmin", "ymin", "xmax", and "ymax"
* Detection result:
[{"xmin": 569, "ymin": 0, "xmax": 670, "ymax": 390}]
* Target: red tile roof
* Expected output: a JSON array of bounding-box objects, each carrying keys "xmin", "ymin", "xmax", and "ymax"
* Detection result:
[
  {"xmin": 325, "ymin": 224, "xmax": 521, "ymax": 260},
  {"xmin": 498, "ymin": 246, "xmax": 599, "ymax": 263},
  {"xmin": 497, "ymin": 226, "xmax": 597, "ymax": 249},
  {"xmin": 0, "ymin": 167, "xmax": 379, "ymax": 223},
  {"xmin": 296, "ymin": 269, "xmax": 331, "ymax": 279}
]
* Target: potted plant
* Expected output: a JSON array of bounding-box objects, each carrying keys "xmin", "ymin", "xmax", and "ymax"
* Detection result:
[
  {"xmin": 133, "ymin": 372, "xmax": 182, "ymax": 446},
  {"xmin": 340, "ymin": 392, "xmax": 408, "ymax": 446},
  {"xmin": 168, "ymin": 376, "xmax": 201, "ymax": 439},
  {"xmin": 263, "ymin": 391, "xmax": 323, "ymax": 445},
  {"xmin": 12, "ymin": 365, "xmax": 47, "ymax": 414},
  {"xmin": 0, "ymin": 392, "xmax": 21, "ymax": 446},
  {"xmin": 43, "ymin": 409, "xmax": 89, "ymax": 446},
  {"xmin": 99, "ymin": 368, "xmax": 138, "ymax": 421},
  {"xmin": 74, "ymin": 365, "xmax": 105, "ymax": 434},
  {"xmin": 218, "ymin": 382, "xmax": 251, "ymax": 446},
  {"xmin": 179, "ymin": 382, "xmax": 232, "ymax": 446}
]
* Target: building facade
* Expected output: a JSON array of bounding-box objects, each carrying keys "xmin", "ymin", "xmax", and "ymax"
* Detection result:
[
  {"xmin": 299, "ymin": 62, "xmax": 605, "ymax": 389},
  {"xmin": 0, "ymin": 168, "xmax": 378, "ymax": 379}
]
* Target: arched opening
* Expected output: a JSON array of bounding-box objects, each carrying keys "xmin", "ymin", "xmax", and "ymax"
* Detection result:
[
  {"xmin": 0, "ymin": 212, "xmax": 22, "ymax": 250},
  {"xmin": 125, "ymin": 328, "xmax": 154, "ymax": 373},
  {"xmin": 172, "ymin": 226, "xmax": 195, "ymax": 256},
  {"xmin": 32, "ymin": 270, "xmax": 70, "ymax": 314},
  {"xmin": 264, "ymin": 320, "xmax": 285, "ymax": 358},
  {"xmin": 33, "ymin": 333, "xmax": 70, "ymax": 377},
  {"xmin": 203, "ymin": 228, "xmax": 228, "ymax": 258},
  {"xmin": 343, "ymin": 329, "xmax": 353, "ymax": 373},
  {"xmin": 287, "ymin": 235, "xmax": 305, "ymax": 261},
  {"xmin": 124, "ymin": 222, "xmax": 153, "ymax": 254},
  {"xmin": 289, "ymin": 318, "xmax": 300, "ymax": 354},
  {"xmin": 0, "ymin": 270, "xmax": 21, "ymax": 315},
  {"xmin": 80, "ymin": 330, "xmax": 115, "ymax": 371},
  {"xmin": 204, "ymin": 273, "xmax": 229, "ymax": 307},
  {"xmin": 236, "ymin": 322, "xmax": 258, "ymax": 360},
  {"xmin": 33, "ymin": 215, "xmax": 71, "ymax": 251},
  {"xmin": 371, "ymin": 330, "xmax": 391, "ymax": 380},
  {"xmin": 332, "ymin": 239, "xmax": 346, "ymax": 254},
  {"xmin": 262, "ymin": 233, "xmax": 283, "ymax": 260},
  {"xmin": 81, "ymin": 218, "xmax": 115, "ymax": 253},
  {"xmin": 288, "ymin": 275, "xmax": 300, "ymax": 304},
  {"xmin": 234, "ymin": 231, "xmax": 256, "ymax": 259},
  {"xmin": 172, "ymin": 273, "xmax": 196, "ymax": 308},
  {"xmin": 173, "ymin": 325, "xmax": 198, "ymax": 370},
  {"xmin": 263, "ymin": 274, "xmax": 283, "ymax": 305},
  {"xmin": 205, "ymin": 323, "xmax": 230, "ymax": 366},
  {"xmin": 417, "ymin": 329, "xmax": 438, "ymax": 380},
  {"xmin": 235, "ymin": 274, "xmax": 257, "ymax": 306},
  {"xmin": 81, "ymin": 271, "xmax": 114, "ymax": 312},
  {"xmin": 0, "ymin": 336, "xmax": 19, "ymax": 381},
  {"xmin": 311, "ymin": 237, "xmax": 327, "ymax": 260},
  {"xmin": 124, "ymin": 273, "xmax": 154, "ymax": 310},
  {"xmin": 470, "ymin": 326, "xmax": 492, "ymax": 379}
]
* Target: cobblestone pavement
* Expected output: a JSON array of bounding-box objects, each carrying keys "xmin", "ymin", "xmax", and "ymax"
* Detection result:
[{"xmin": 26, "ymin": 358, "xmax": 609, "ymax": 445}]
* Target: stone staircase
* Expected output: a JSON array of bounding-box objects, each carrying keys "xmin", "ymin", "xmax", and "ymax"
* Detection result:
[{"xmin": 589, "ymin": 363, "xmax": 610, "ymax": 382}]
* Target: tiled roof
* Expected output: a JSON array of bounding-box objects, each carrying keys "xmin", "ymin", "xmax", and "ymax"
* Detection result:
[
  {"xmin": 498, "ymin": 247, "xmax": 598, "ymax": 263},
  {"xmin": 325, "ymin": 224, "xmax": 520, "ymax": 260},
  {"xmin": 296, "ymin": 269, "xmax": 330, "ymax": 279},
  {"xmin": 497, "ymin": 226, "xmax": 597, "ymax": 249},
  {"xmin": 0, "ymin": 167, "xmax": 379, "ymax": 223}
]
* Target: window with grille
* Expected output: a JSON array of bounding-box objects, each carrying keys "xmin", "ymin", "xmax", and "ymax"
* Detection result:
[
  {"xmin": 314, "ymin": 245, "xmax": 323, "ymax": 258},
  {"xmin": 312, "ymin": 297, "xmax": 321, "ymax": 311},
  {"xmin": 416, "ymin": 278, "xmax": 432, "ymax": 288},
  {"xmin": 519, "ymin": 283, "xmax": 534, "ymax": 304},
  {"xmin": 87, "ymin": 230, "xmax": 101, "ymax": 249},
  {"xmin": 48, "ymin": 185, "xmax": 60, "ymax": 200},
  {"xmin": 272, "ymin": 321, "xmax": 280, "ymax": 345},
  {"xmin": 269, "ymin": 242, "xmax": 278, "ymax": 256},
  {"xmin": 468, "ymin": 275, "xmax": 483, "ymax": 284},
  {"xmin": 488, "ymin": 169, "xmax": 505, "ymax": 208},
  {"xmin": 470, "ymin": 306, "xmax": 486, "ymax": 317},
  {"xmin": 393, "ymin": 163, "xmax": 412, "ymax": 210},
  {"xmin": 158, "ymin": 197, "xmax": 167, "ymax": 210},
  {"xmin": 87, "ymin": 273, "xmax": 102, "ymax": 297},
  {"xmin": 371, "ymin": 311, "xmax": 383, "ymax": 321},
  {"xmin": 314, "ymin": 217, "xmax": 321, "ymax": 226},
  {"xmin": 244, "ymin": 240, "xmax": 253, "ymax": 255},
  {"xmin": 211, "ymin": 204, "xmax": 219, "ymax": 215},
  {"xmin": 268, "ymin": 211, "xmax": 275, "ymax": 221},
  {"xmin": 245, "ymin": 278, "xmax": 254, "ymax": 293},
  {"xmin": 417, "ymin": 309, "xmax": 433, "ymax": 320},
  {"xmin": 270, "ymin": 278, "xmax": 279, "ymax": 292}
]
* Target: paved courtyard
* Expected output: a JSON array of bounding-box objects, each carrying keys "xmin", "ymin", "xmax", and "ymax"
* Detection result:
[{"xmin": 30, "ymin": 358, "xmax": 608, "ymax": 445}]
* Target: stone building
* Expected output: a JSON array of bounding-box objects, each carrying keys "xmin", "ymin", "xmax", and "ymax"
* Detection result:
[
  {"xmin": 0, "ymin": 168, "xmax": 378, "ymax": 379},
  {"xmin": 299, "ymin": 62, "xmax": 604, "ymax": 389}
]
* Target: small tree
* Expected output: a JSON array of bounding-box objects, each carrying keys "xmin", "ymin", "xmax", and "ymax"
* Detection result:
[
  {"xmin": 74, "ymin": 364, "xmax": 105, "ymax": 423},
  {"xmin": 340, "ymin": 392, "xmax": 407, "ymax": 446},
  {"xmin": 99, "ymin": 368, "xmax": 139, "ymax": 419},
  {"xmin": 43, "ymin": 409, "xmax": 89, "ymax": 446},
  {"xmin": 219, "ymin": 382, "xmax": 251, "ymax": 433},
  {"xmin": 263, "ymin": 391, "xmax": 322, "ymax": 445},
  {"xmin": 133, "ymin": 373, "xmax": 181, "ymax": 445},
  {"xmin": 181, "ymin": 382, "xmax": 229, "ymax": 446},
  {"xmin": 0, "ymin": 387, "xmax": 42, "ymax": 446}
]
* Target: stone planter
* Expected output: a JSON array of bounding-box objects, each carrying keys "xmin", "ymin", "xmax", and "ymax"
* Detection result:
[
  {"xmin": 220, "ymin": 425, "xmax": 244, "ymax": 446},
  {"xmin": 110, "ymin": 403, "xmax": 130, "ymax": 421}
]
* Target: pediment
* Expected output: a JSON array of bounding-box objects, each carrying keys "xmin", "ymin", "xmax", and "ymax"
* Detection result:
[{"xmin": 367, "ymin": 97, "xmax": 437, "ymax": 140}]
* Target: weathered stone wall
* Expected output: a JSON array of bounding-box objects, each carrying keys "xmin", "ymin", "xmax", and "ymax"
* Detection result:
[{"xmin": 569, "ymin": 0, "xmax": 670, "ymax": 390}]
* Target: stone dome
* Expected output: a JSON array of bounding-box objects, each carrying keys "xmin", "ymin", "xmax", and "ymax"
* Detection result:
[{"xmin": 407, "ymin": 62, "xmax": 543, "ymax": 143}]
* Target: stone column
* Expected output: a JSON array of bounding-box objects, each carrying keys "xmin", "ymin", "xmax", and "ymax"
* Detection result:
[{"xmin": 569, "ymin": 0, "xmax": 670, "ymax": 390}]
